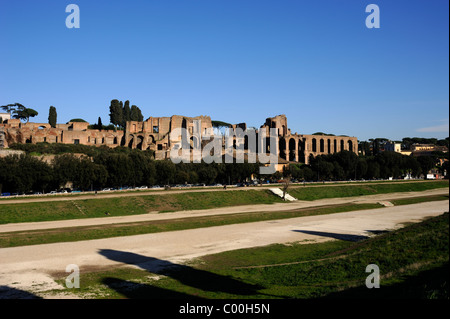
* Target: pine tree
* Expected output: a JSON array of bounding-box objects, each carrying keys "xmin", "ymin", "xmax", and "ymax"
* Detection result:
[
  {"xmin": 122, "ymin": 100, "xmax": 131, "ymax": 127},
  {"xmin": 48, "ymin": 106, "xmax": 57, "ymax": 128},
  {"xmin": 97, "ymin": 117, "xmax": 103, "ymax": 130},
  {"xmin": 109, "ymin": 99, "xmax": 123, "ymax": 128},
  {"xmin": 130, "ymin": 105, "xmax": 139, "ymax": 121},
  {"xmin": 137, "ymin": 107, "xmax": 144, "ymax": 122}
]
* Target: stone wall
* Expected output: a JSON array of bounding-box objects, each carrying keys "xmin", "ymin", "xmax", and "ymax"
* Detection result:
[{"xmin": 0, "ymin": 114, "xmax": 358, "ymax": 164}]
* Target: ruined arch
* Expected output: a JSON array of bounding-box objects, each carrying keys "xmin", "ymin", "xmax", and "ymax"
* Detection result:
[
  {"xmin": 265, "ymin": 137, "xmax": 271, "ymax": 153},
  {"xmin": 312, "ymin": 138, "xmax": 317, "ymax": 153},
  {"xmin": 340, "ymin": 140, "xmax": 345, "ymax": 152},
  {"xmin": 181, "ymin": 118, "xmax": 189, "ymax": 147},
  {"xmin": 348, "ymin": 140, "xmax": 353, "ymax": 152},
  {"xmin": 334, "ymin": 139, "xmax": 337, "ymax": 153},
  {"xmin": 190, "ymin": 136, "xmax": 199, "ymax": 149},
  {"xmin": 279, "ymin": 138, "xmax": 286, "ymax": 160},
  {"xmin": 320, "ymin": 139, "xmax": 325, "ymax": 153},
  {"xmin": 136, "ymin": 135, "xmax": 144, "ymax": 150},
  {"xmin": 128, "ymin": 135, "xmax": 134, "ymax": 149},
  {"xmin": 298, "ymin": 138, "xmax": 306, "ymax": 163},
  {"xmin": 289, "ymin": 138, "xmax": 296, "ymax": 161}
]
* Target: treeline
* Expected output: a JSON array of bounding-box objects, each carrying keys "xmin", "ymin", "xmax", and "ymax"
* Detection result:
[
  {"xmin": 286, "ymin": 151, "xmax": 448, "ymax": 181},
  {"xmin": 1, "ymin": 143, "xmax": 448, "ymax": 194},
  {"xmin": 0, "ymin": 145, "xmax": 260, "ymax": 193},
  {"xmin": 9, "ymin": 143, "xmax": 153, "ymax": 158},
  {"xmin": 109, "ymin": 99, "xmax": 144, "ymax": 129},
  {"xmin": 359, "ymin": 137, "xmax": 449, "ymax": 156}
]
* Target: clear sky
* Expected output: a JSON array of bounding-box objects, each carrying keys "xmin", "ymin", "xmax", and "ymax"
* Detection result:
[{"xmin": 1, "ymin": 0, "xmax": 448, "ymax": 141}]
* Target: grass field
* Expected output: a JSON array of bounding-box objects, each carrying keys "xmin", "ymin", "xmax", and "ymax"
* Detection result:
[
  {"xmin": 288, "ymin": 180, "xmax": 449, "ymax": 201},
  {"xmin": 55, "ymin": 212, "xmax": 449, "ymax": 299},
  {"xmin": 0, "ymin": 190, "xmax": 283, "ymax": 224},
  {"xmin": 0, "ymin": 202, "xmax": 383, "ymax": 248},
  {"xmin": 1, "ymin": 194, "xmax": 447, "ymax": 248},
  {"xmin": 0, "ymin": 180, "xmax": 447, "ymax": 225}
]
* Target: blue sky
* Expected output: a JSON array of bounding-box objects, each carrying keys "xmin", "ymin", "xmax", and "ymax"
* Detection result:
[{"xmin": 0, "ymin": 0, "xmax": 448, "ymax": 141}]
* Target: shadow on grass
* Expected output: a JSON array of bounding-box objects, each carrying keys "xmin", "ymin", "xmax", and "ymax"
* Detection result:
[
  {"xmin": 98, "ymin": 249, "xmax": 264, "ymax": 298},
  {"xmin": 320, "ymin": 262, "xmax": 449, "ymax": 299},
  {"xmin": 101, "ymin": 277, "xmax": 199, "ymax": 299},
  {"xmin": 292, "ymin": 230, "xmax": 369, "ymax": 242},
  {"xmin": 0, "ymin": 286, "xmax": 42, "ymax": 299}
]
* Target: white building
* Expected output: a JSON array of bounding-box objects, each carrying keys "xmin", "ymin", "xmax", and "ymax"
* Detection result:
[
  {"xmin": 0, "ymin": 113, "xmax": 11, "ymax": 122},
  {"xmin": 384, "ymin": 141, "xmax": 401, "ymax": 153}
]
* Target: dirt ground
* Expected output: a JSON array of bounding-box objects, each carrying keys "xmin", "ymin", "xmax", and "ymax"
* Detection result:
[{"xmin": 0, "ymin": 188, "xmax": 448, "ymax": 299}]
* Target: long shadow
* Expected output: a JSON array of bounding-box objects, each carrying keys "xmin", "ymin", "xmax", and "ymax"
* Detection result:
[
  {"xmin": 98, "ymin": 249, "xmax": 264, "ymax": 297},
  {"xmin": 293, "ymin": 230, "xmax": 368, "ymax": 242},
  {"xmin": 320, "ymin": 262, "xmax": 449, "ymax": 299},
  {"xmin": 102, "ymin": 278, "xmax": 199, "ymax": 299},
  {"xmin": 0, "ymin": 286, "xmax": 42, "ymax": 299}
]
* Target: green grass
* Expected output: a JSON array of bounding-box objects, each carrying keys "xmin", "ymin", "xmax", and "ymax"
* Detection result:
[
  {"xmin": 288, "ymin": 180, "xmax": 448, "ymax": 201},
  {"xmin": 0, "ymin": 180, "xmax": 447, "ymax": 225},
  {"xmin": 3, "ymin": 193, "xmax": 447, "ymax": 248},
  {"xmin": 390, "ymin": 194, "xmax": 449, "ymax": 206},
  {"xmin": 0, "ymin": 190, "xmax": 283, "ymax": 224},
  {"xmin": 0, "ymin": 203, "xmax": 382, "ymax": 248},
  {"xmin": 55, "ymin": 212, "xmax": 449, "ymax": 299}
]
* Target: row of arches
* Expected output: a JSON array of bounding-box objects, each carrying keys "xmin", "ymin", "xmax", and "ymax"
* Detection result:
[
  {"xmin": 279, "ymin": 137, "xmax": 355, "ymax": 162},
  {"xmin": 125, "ymin": 132, "xmax": 356, "ymax": 165},
  {"xmin": 127, "ymin": 134, "xmax": 156, "ymax": 150}
]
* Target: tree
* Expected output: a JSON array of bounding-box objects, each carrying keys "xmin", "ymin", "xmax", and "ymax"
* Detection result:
[
  {"xmin": 109, "ymin": 99, "xmax": 123, "ymax": 128},
  {"xmin": 1, "ymin": 103, "xmax": 25, "ymax": 116},
  {"xmin": 130, "ymin": 105, "xmax": 141, "ymax": 121},
  {"xmin": 198, "ymin": 166, "xmax": 218, "ymax": 184},
  {"xmin": 52, "ymin": 154, "xmax": 80, "ymax": 188},
  {"xmin": 1, "ymin": 103, "xmax": 38, "ymax": 123},
  {"xmin": 416, "ymin": 155, "xmax": 436, "ymax": 177},
  {"xmin": 0, "ymin": 154, "xmax": 53, "ymax": 193},
  {"xmin": 48, "ymin": 106, "xmax": 57, "ymax": 128},
  {"xmin": 122, "ymin": 100, "xmax": 131, "ymax": 127},
  {"xmin": 97, "ymin": 117, "xmax": 103, "ymax": 130},
  {"xmin": 282, "ymin": 175, "xmax": 291, "ymax": 201},
  {"xmin": 154, "ymin": 160, "xmax": 176, "ymax": 185},
  {"xmin": 13, "ymin": 106, "xmax": 38, "ymax": 123}
]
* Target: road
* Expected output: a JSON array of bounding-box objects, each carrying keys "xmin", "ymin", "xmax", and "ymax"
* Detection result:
[{"xmin": 0, "ymin": 194, "xmax": 448, "ymax": 299}]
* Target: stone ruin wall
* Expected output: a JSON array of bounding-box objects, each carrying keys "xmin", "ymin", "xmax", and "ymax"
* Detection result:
[{"xmin": 0, "ymin": 114, "xmax": 358, "ymax": 164}]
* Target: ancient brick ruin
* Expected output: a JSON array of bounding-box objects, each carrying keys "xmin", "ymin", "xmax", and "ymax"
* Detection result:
[{"xmin": 0, "ymin": 114, "xmax": 357, "ymax": 164}]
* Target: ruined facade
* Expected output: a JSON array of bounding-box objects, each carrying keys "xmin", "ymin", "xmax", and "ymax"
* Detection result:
[
  {"xmin": 0, "ymin": 119, "xmax": 124, "ymax": 149},
  {"xmin": 124, "ymin": 115, "xmax": 213, "ymax": 159},
  {"xmin": 260, "ymin": 115, "xmax": 358, "ymax": 164},
  {"xmin": 0, "ymin": 114, "xmax": 357, "ymax": 165}
]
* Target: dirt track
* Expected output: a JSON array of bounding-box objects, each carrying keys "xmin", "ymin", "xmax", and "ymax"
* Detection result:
[{"xmin": 0, "ymin": 188, "xmax": 448, "ymax": 299}]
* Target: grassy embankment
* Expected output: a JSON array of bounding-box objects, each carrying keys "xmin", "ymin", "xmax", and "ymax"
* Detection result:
[
  {"xmin": 0, "ymin": 180, "xmax": 447, "ymax": 248},
  {"xmin": 0, "ymin": 180, "xmax": 448, "ymax": 224},
  {"xmin": 56, "ymin": 212, "xmax": 449, "ymax": 299}
]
